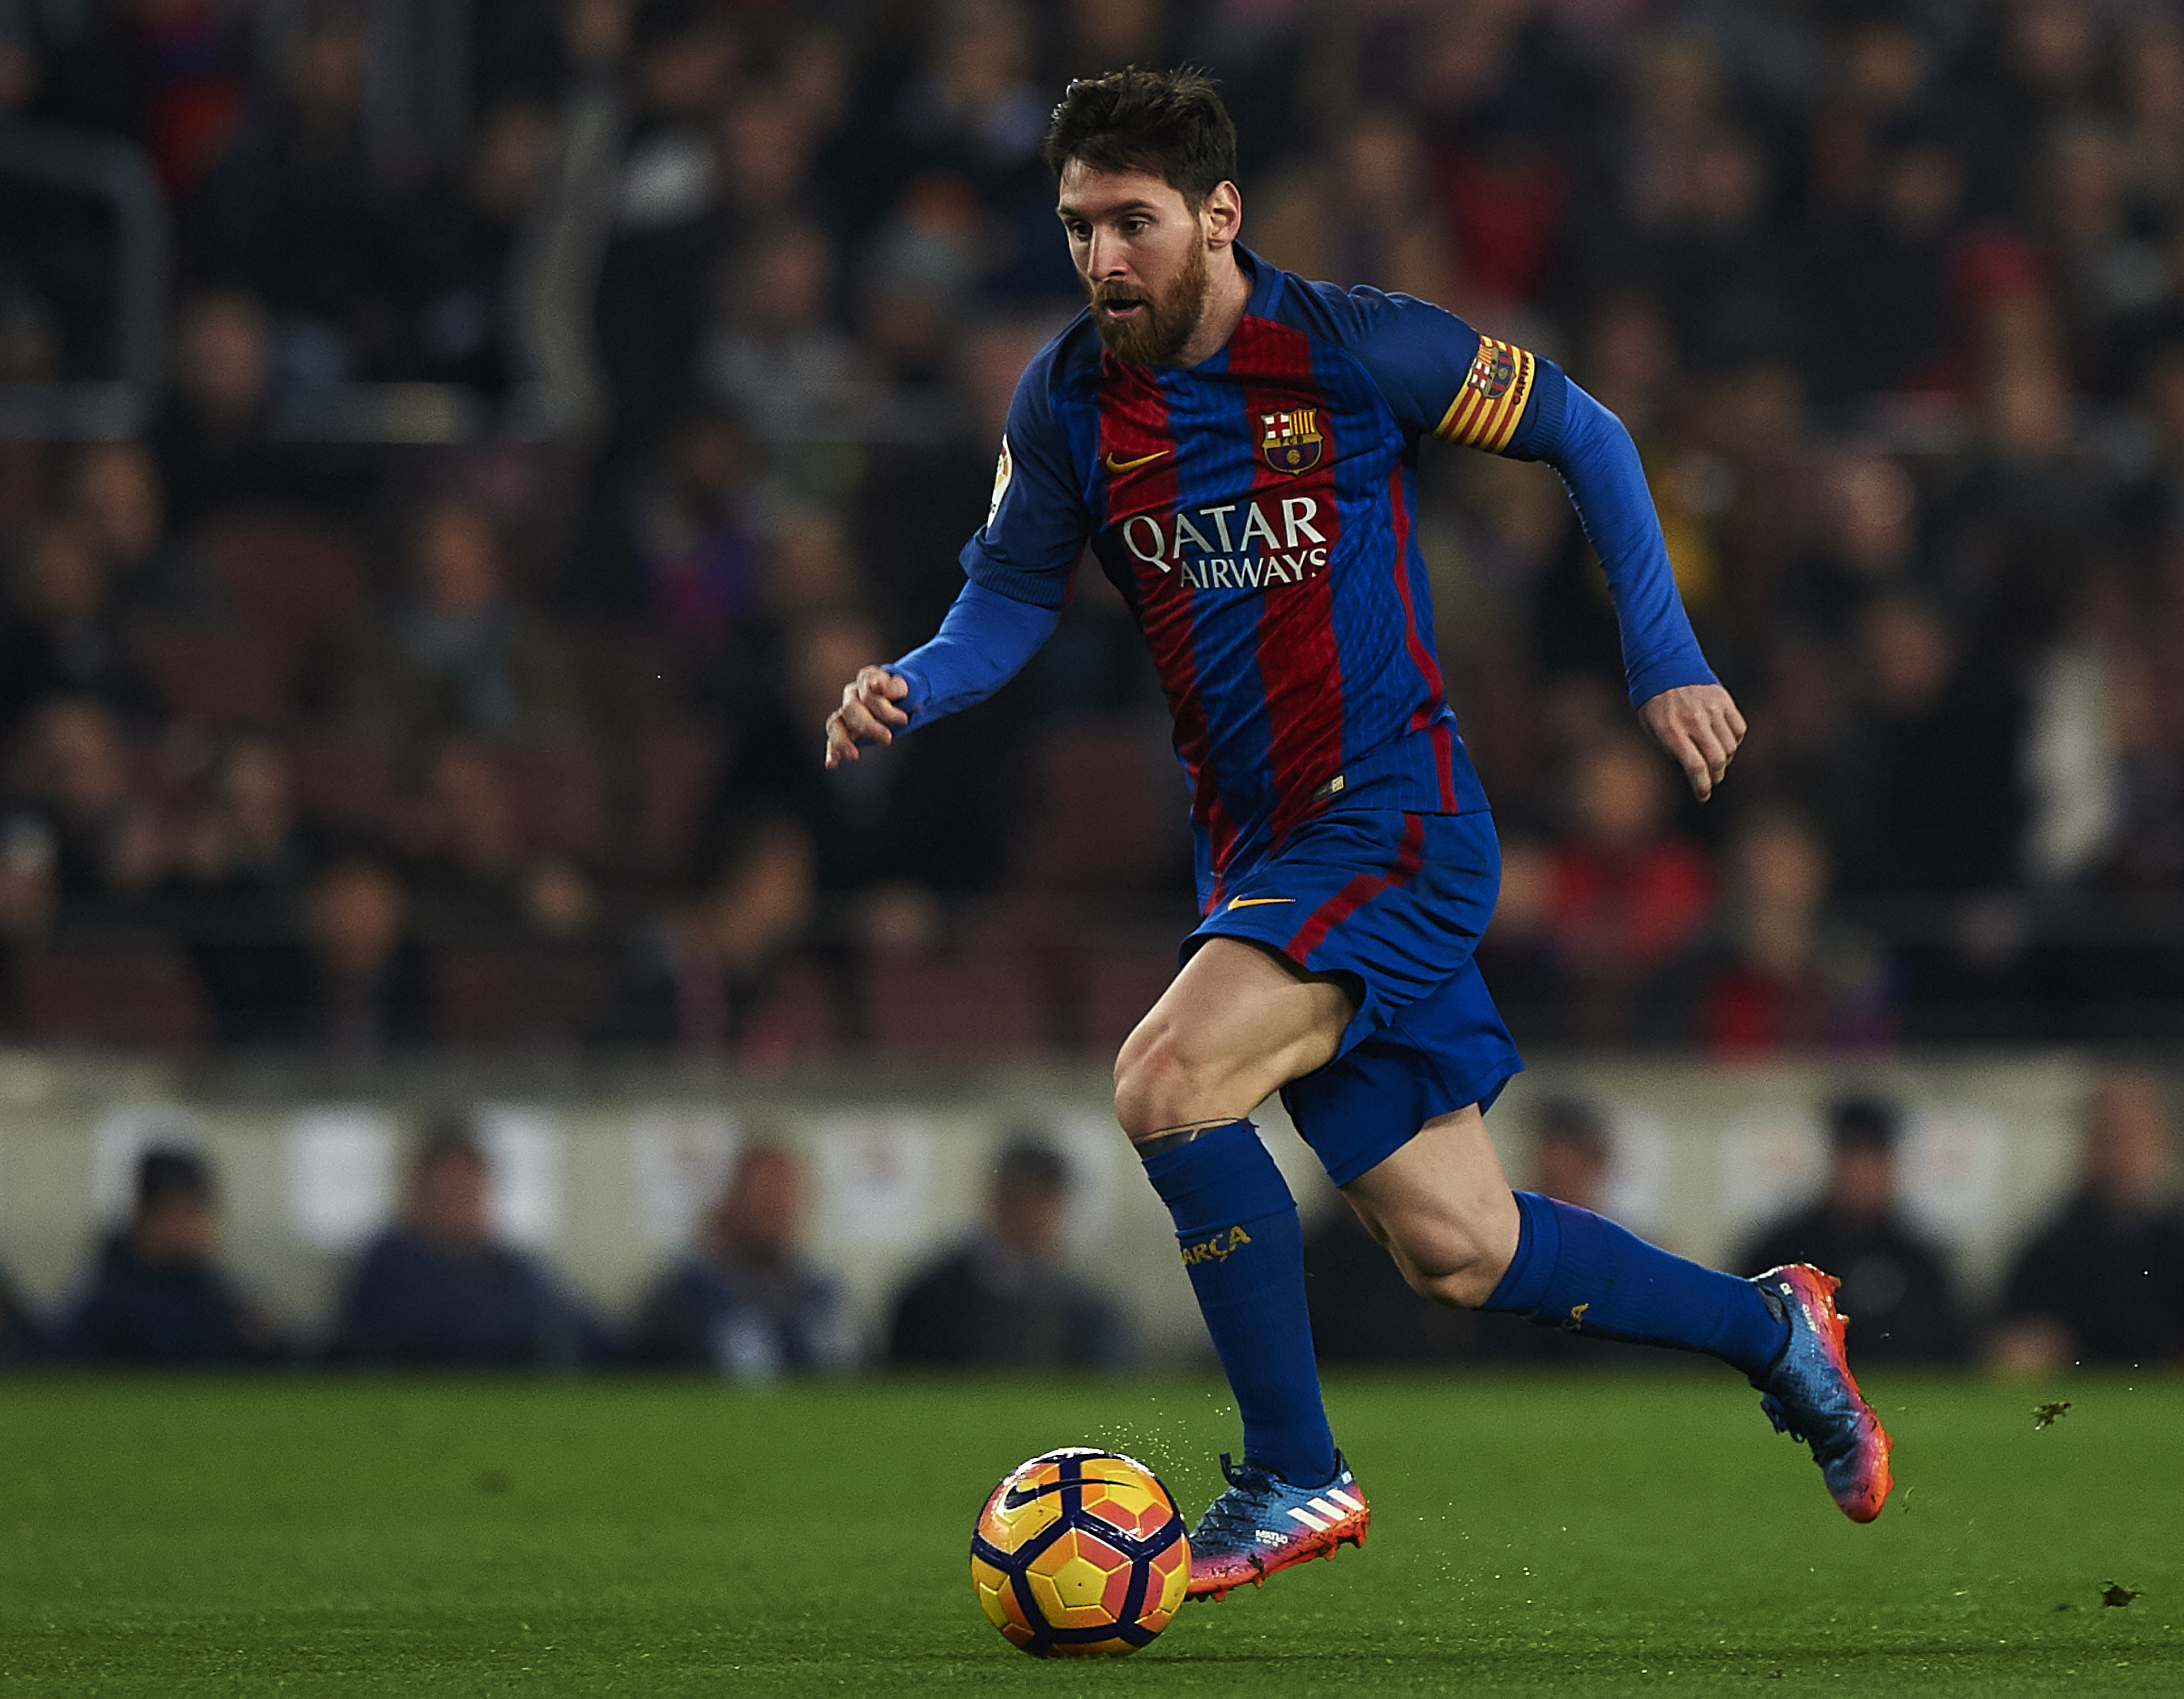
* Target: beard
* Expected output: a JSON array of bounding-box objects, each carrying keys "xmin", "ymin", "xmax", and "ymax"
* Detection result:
[{"xmin": 1086, "ymin": 238, "xmax": 1210, "ymax": 365}]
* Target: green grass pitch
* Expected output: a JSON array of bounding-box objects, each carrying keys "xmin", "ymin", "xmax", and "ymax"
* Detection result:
[{"xmin": 0, "ymin": 1371, "xmax": 2177, "ymax": 1696}]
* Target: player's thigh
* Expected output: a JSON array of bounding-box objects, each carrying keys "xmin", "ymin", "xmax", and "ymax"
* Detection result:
[
  {"xmin": 1113, "ymin": 937, "xmax": 1355, "ymax": 1138},
  {"xmin": 1340, "ymin": 1103, "xmax": 1521, "ymax": 1307}
]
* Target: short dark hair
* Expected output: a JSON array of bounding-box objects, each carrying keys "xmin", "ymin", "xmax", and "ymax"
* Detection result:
[
  {"xmin": 993, "ymin": 1136, "xmax": 1069, "ymax": 1193},
  {"xmin": 1828, "ymin": 1098, "xmax": 1900, "ymax": 1153},
  {"xmin": 1040, "ymin": 67, "xmax": 1238, "ymax": 208},
  {"xmin": 137, "ymin": 1147, "xmax": 211, "ymax": 1213},
  {"xmin": 1533, "ymin": 1099, "xmax": 1609, "ymax": 1162}
]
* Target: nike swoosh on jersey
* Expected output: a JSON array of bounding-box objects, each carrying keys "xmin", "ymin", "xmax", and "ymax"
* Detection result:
[
  {"xmin": 1103, "ymin": 449, "xmax": 1171, "ymax": 473},
  {"xmin": 1226, "ymin": 897, "xmax": 1295, "ymax": 909}
]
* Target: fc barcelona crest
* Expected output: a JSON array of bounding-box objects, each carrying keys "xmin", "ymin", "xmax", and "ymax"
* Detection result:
[{"xmin": 1259, "ymin": 407, "xmax": 1324, "ymax": 474}]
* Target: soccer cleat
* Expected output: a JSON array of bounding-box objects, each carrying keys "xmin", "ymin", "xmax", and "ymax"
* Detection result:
[
  {"xmin": 1185, "ymin": 1452, "xmax": 1369, "ymax": 1602},
  {"xmin": 1751, "ymin": 1263, "xmax": 1895, "ymax": 1523}
]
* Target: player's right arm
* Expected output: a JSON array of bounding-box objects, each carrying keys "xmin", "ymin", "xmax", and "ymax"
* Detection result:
[{"xmin": 824, "ymin": 351, "xmax": 1090, "ymax": 769}]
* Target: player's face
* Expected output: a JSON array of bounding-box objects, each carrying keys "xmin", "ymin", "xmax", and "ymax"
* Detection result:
[{"xmin": 1057, "ymin": 165, "xmax": 1214, "ymax": 365}]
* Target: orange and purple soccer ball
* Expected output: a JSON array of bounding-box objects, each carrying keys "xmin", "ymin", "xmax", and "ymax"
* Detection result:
[{"xmin": 969, "ymin": 1446, "xmax": 1191, "ymax": 1657}]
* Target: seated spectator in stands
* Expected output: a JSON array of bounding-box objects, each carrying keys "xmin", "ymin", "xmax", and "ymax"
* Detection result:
[
  {"xmin": 12, "ymin": 695, "xmax": 168, "ymax": 915},
  {"xmin": 56, "ymin": 1147, "xmax": 286, "ymax": 1364},
  {"xmin": 621, "ymin": 407, "xmax": 767, "ymax": 647},
  {"xmin": 629, "ymin": 1144, "xmax": 852, "ymax": 1377},
  {"xmin": 202, "ymin": 852, "xmax": 434, "ymax": 1052},
  {"xmin": 1549, "ymin": 731, "xmax": 1714, "ymax": 1041},
  {"xmin": 331, "ymin": 1122, "xmax": 599, "ymax": 1367},
  {"xmin": 0, "ymin": 811, "xmax": 57, "ymax": 1032},
  {"xmin": 63, "ymin": 440, "xmax": 223, "ymax": 620},
  {"xmin": 888, "ymin": 1138, "xmax": 1129, "ymax": 1369},
  {"xmin": 1674, "ymin": 805, "xmax": 1894, "ymax": 1055},
  {"xmin": 189, "ymin": 7, "xmax": 392, "ymax": 382},
  {"xmin": 596, "ymin": 812, "xmax": 814, "ymax": 1057},
  {"xmin": 0, "ymin": 515, "xmax": 158, "ymax": 725},
  {"xmin": 701, "ymin": 218, "xmax": 867, "ymax": 439},
  {"xmin": 1737, "ymin": 1099, "xmax": 1964, "ymax": 1362},
  {"xmin": 404, "ymin": 740, "xmax": 598, "ymax": 944},
  {"xmin": 177, "ymin": 735, "xmax": 332, "ymax": 1034},
  {"xmin": 1993, "ymin": 1073, "xmax": 2184, "ymax": 1372},
  {"xmin": 148, "ymin": 291, "xmax": 295, "ymax": 529},
  {"xmin": 338, "ymin": 500, "xmax": 587, "ymax": 763},
  {"xmin": 391, "ymin": 101, "xmax": 554, "ymax": 395},
  {"xmin": 0, "ymin": 1256, "xmax": 40, "ymax": 1363}
]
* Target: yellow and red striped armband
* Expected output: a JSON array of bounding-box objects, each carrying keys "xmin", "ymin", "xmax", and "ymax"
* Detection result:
[{"xmin": 1434, "ymin": 336, "xmax": 1537, "ymax": 454}]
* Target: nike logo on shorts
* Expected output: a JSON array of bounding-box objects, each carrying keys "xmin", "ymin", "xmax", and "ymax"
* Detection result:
[{"xmin": 1227, "ymin": 897, "xmax": 1294, "ymax": 910}]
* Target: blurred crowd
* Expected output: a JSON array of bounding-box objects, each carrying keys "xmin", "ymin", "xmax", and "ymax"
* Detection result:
[
  {"xmin": 0, "ymin": 1070, "xmax": 2174, "ymax": 1372},
  {"xmin": 3, "ymin": 0, "xmax": 2184, "ymax": 1055}
]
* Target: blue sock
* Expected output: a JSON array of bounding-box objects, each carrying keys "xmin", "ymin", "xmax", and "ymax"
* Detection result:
[
  {"xmin": 1142, "ymin": 1120, "xmax": 1337, "ymax": 1487},
  {"xmin": 1485, "ymin": 1192, "xmax": 1790, "ymax": 1379}
]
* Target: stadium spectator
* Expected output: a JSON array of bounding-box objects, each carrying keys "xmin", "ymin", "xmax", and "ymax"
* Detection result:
[
  {"xmin": 330, "ymin": 1122, "xmax": 599, "ymax": 1368},
  {"xmin": 187, "ymin": 8, "xmax": 393, "ymax": 384},
  {"xmin": 594, "ymin": 811, "xmax": 815, "ymax": 1057},
  {"xmin": 148, "ymin": 291, "xmax": 301, "ymax": 528},
  {"xmin": 62, "ymin": 440, "xmax": 223, "ymax": 620},
  {"xmin": 404, "ymin": 740, "xmax": 598, "ymax": 945},
  {"xmin": 1737, "ymin": 1099, "xmax": 1964, "ymax": 1363},
  {"xmin": 201, "ymin": 852, "xmax": 433, "ymax": 1053},
  {"xmin": 0, "ymin": 515, "xmax": 159, "ymax": 727},
  {"xmin": 12, "ymin": 696, "xmax": 167, "ymax": 915},
  {"xmin": 337, "ymin": 500, "xmax": 586, "ymax": 763},
  {"xmin": 1678, "ymin": 805, "xmax": 1893, "ymax": 1055},
  {"xmin": 56, "ymin": 1147, "xmax": 286, "ymax": 1365},
  {"xmin": 391, "ymin": 101, "xmax": 555, "ymax": 395},
  {"xmin": 1993, "ymin": 1073, "xmax": 2184, "ymax": 1372},
  {"xmin": 628, "ymin": 1144, "xmax": 851, "ymax": 1377},
  {"xmin": 0, "ymin": 809, "xmax": 58, "ymax": 1030},
  {"xmin": 888, "ymin": 1137, "xmax": 1129, "ymax": 1369},
  {"xmin": 699, "ymin": 218, "xmax": 867, "ymax": 442},
  {"xmin": 1548, "ymin": 730, "xmax": 1715, "ymax": 1041}
]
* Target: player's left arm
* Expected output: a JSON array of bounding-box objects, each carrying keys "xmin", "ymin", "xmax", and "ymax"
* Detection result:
[
  {"xmin": 1325, "ymin": 286, "xmax": 1743, "ymax": 799},
  {"xmin": 1502, "ymin": 362, "xmax": 1743, "ymax": 800}
]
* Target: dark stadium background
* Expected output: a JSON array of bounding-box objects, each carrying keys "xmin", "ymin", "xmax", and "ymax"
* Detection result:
[{"xmin": 0, "ymin": 0, "xmax": 2172, "ymax": 1375}]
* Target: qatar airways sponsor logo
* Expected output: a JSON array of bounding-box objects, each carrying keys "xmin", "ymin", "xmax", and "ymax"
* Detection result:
[{"xmin": 1119, "ymin": 496, "xmax": 1328, "ymax": 590}]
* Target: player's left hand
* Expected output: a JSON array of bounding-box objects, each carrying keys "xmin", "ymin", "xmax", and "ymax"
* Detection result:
[
  {"xmin": 1638, "ymin": 682, "xmax": 1746, "ymax": 801},
  {"xmin": 824, "ymin": 665, "xmax": 910, "ymax": 768}
]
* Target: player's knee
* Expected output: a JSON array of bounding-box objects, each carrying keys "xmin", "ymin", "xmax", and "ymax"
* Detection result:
[
  {"xmin": 1112, "ymin": 1028, "xmax": 1212, "ymax": 1144},
  {"xmin": 1390, "ymin": 1222, "xmax": 1515, "ymax": 1310}
]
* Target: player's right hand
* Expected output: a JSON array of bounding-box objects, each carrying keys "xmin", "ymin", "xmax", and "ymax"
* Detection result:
[{"xmin": 824, "ymin": 665, "xmax": 910, "ymax": 768}]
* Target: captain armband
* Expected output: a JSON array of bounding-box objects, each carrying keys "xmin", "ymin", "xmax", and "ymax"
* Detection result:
[{"xmin": 1434, "ymin": 336, "xmax": 1538, "ymax": 454}]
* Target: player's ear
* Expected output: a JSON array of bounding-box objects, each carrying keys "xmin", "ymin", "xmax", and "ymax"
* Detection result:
[{"xmin": 1200, "ymin": 180, "xmax": 1242, "ymax": 250}]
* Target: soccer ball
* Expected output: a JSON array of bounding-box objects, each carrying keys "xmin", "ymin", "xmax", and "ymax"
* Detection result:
[{"xmin": 969, "ymin": 1446, "xmax": 1190, "ymax": 1657}]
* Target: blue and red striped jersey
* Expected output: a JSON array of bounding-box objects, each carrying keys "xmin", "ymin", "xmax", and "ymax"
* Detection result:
[{"xmin": 959, "ymin": 247, "xmax": 1704, "ymax": 904}]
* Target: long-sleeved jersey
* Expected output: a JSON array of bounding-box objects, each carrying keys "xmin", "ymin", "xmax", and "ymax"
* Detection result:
[{"xmin": 895, "ymin": 246, "xmax": 1713, "ymax": 904}]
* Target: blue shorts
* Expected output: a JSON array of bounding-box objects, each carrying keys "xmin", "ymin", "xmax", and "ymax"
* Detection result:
[{"xmin": 1183, "ymin": 808, "xmax": 1524, "ymax": 1188}]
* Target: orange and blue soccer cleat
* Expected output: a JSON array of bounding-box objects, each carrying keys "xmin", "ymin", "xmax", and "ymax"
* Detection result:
[
  {"xmin": 1751, "ymin": 1263, "xmax": 1895, "ymax": 1523},
  {"xmin": 1185, "ymin": 1452, "xmax": 1370, "ymax": 1602}
]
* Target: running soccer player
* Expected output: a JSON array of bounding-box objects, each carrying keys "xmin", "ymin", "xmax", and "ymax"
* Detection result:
[{"xmin": 824, "ymin": 68, "xmax": 1892, "ymax": 1599}]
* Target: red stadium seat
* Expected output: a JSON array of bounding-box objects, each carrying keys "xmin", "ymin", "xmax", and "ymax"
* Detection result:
[
  {"xmin": 283, "ymin": 724, "xmax": 401, "ymax": 830},
  {"xmin": 437, "ymin": 945, "xmax": 613, "ymax": 1046},
  {"xmin": 565, "ymin": 629, "xmax": 682, "ymax": 735},
  {"xmin": 493, "ymin": 742, "xmax": 607, "ymax": 864},
  {"xmin": 1010, "ymin": 720, "xmax": 1185, "ymax": 897},
  {"xmin": 196, "ymin": 516, "xmax": 369, "ymax": 654},
  {"xmin": 629, "ymin": 720, "xmax": 722, "ymax": 878},
  {"xmin": 864, "ymin": 941, "xmax": 1050, "ymax": 1056},
  {"xmin": 129, "ymin": 622, "xmax": 301, "ymax": 727},
  {"xmin": 1076, "ymin": 945, "xmax": 1181, "ymax": 1053},
  {"xmin": 19, "ymin": 938, "xmax": 208, "ymax": 1052}
]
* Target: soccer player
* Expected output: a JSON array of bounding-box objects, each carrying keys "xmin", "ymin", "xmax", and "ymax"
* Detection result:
[{"xmin": 824, "ymin": 69, "xmax": 1892, "ymax": 1599}]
